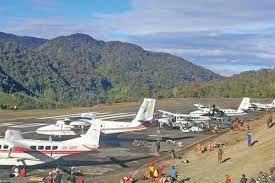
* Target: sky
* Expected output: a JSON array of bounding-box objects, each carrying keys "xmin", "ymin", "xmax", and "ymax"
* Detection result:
[{"xmin": 1, "ymin": 0, "xmax": 275, "ymax": 76}]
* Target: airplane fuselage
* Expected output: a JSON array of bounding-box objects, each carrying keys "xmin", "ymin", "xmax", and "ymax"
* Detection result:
[{"xmin": 0, "ymin": 138, "xmax": 98, "ymax": 166}]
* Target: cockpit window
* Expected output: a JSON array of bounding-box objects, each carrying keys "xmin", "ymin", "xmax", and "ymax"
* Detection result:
[{"xmin": 3, "ymin": 145, "xmax": 9, "ymax": 149}]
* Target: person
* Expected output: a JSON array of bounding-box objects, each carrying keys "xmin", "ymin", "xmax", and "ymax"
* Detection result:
[
  {"xmin": 240, "ymin": 174, "xmax": 248, "ymax": 183},
  {"xmin": 68, "ymin": 172, "xmax": 77, "ymax": 183},
  {"xmin": 44, "ymin": 172, "xmax": 54, "ymax": 183},
  {"xmin": 54, "ymin": 170, "xmax": 62, "ymax": 183},
  {"xmin": 157, "ymin": 128, "xmax": 161, "ymax": 135},
  {"xmin": 156, "ymin": 139, "xmax": 161, "ymax": 155},
  {"xmin": 122, "ymin": 173, "xmax": 134, "ymax": 183},
  {"xmin": 79, "ymin": 177, "xmax": 85, "ymax": 183},
  {"xmin": 267, "ymin": 114, "xmax": 272, "ymax": 129},
  {"xmin": 249, "ymin": 178, "xmax": 256, "ymax": 183},
  {"xmin": 246, "ymin": 131, "xmax": 252, "ymax": 147},
  {"xmin": 148, "ymin": 162, "xmax": 155, "ymax": 179},
  {"xmin": 245, "ymin": 122, "xmax": 250, "ymax": 131},
  {"xmin": 205, "ymin": 121, "xmax": 210, "ymax": 130},
  {"xmin": 157, "ymin": 164, "xmax": 165, "ymax": 175},
  {"xmin": 20, "ymin": 168, "xmax": 26, "ymax": 177},
  {"xmin": 226, "ymin": 174, "xmax": 232, "ymax": 183},
  {"xmin": 153, "ymin": 168, "xmax": 159, "ymax": 179},
  {"xmin": 196, "ymin": 143, "xmax": 202, "ymax": 155},
  {"xmin": 170, "ymin": 166, "xmax": 177, "ymax": 182},
  {"xmin": 217, "ymin": 148, "xmax": 223, "ymax": 163}
]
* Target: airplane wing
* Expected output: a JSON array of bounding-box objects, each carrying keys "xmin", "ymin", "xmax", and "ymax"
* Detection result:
[
  {"xmin": 69, "ymin": 120, "xmax": 91, "ymax": 126},
  {"xmin": 157, "ymin": 110, "xmax": 176, "ymax": 116},
  {"xmin": 7, "ymin": 140, "xmax": 56, "ymax": 162}
]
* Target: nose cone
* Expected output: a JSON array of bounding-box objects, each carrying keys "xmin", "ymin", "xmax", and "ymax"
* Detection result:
[{"xmin": 36, "ymin": 125, "xmax": 52, "ymax": 135}]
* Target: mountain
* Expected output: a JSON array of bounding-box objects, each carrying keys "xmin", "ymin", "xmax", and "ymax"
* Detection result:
[
  {"xmin": 0, "ymin": 32, "xmax": 220, "ymax": 109},
  {"xmin": 0, "ymin": 32, "xmax": 46, "ymax": 48},
  {"xmin": 175, "ymin": 69, "xmax": 275, "ymax": 98}
]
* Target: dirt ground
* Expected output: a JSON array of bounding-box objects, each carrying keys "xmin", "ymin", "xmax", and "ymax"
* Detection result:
[
  {"xmin": 95, "ymin": 111, "xmax": 275, "ymax": 183},
  {"xmin": 148, "ymin": 112, "xmax": 275, "ymax": 183}
]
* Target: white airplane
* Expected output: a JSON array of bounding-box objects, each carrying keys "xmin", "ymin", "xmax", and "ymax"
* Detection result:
[
  {"xmin": 218, "ymin": 97, "xmax": 250, "ymax": 116},
  {"xmin": 158, "ymin": 110, "xmax": 211, "ymax": 124},
  {"xmin": 0, "ymin": 121, "xmax": 101, "ymax": 172},
  {"xmin": 157, "ymin": 110, "xmax": 209, "ymax": 132},
  {"xmin": 193, "ymin": 103, "xmax": 211, "ymax": 110},
  {"xmin": 192, "ymin": 97, "xmax": 250, "ymax": 116},
  {"xmin": 36, "ymin": 98, "xmax": 156, "ymax": 136},
  {"xmin": 36, "ymin": 113, "xmax": 95, "ymax": 136},
  {"xmin": 250, "ymin": 99, "xmax": 275, "ymax": 111}
]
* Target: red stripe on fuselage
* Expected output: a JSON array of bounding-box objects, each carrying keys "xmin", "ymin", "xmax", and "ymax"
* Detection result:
[{"xmin": 0, "ymin": 147, "xmax": 98, "ymax": 155}]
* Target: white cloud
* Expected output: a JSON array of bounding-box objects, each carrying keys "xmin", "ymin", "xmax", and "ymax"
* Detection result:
[
  {"xmin": 97, "ymin": 0, "xmax": 275, "ymax": 35},
  {"xmin": 2, "ymin": 0, "xmax": 275, "ymax": 75}
]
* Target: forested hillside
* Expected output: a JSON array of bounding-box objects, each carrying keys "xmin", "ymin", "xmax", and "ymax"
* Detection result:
[
  {"xmin": 0, "ymin": 32, "xmax": 220, "ymax": 109},
  {"xmin": 0, "ymin": 32, "xmax": 46, "ymax": 48},
  {"xmin": 174, "ymin": 69, "xmax": 275, "ymax": 98}
]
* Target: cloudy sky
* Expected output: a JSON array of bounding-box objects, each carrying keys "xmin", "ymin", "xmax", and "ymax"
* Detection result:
[{"xmin": 1, "ymin": 0, "xmax": 275, "ymax": 76}]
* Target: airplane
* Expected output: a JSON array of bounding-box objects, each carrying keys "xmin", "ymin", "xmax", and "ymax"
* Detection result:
[
  {"xmin": 36, "ymin": 98, "xmax": 156, "ymax": 136},
  {"xmin": 249, "ymin": 99, "xmax": 275, "ymax": 111},
  {"xmin": 36, "ymin": 113, "xmax": 95, "ymax": 136},
  {"xmin": 0, "ymin": 120, "xmax": 101, "ymax": 172},
  {"xmin": 193, "ymin": 103, "xmax": 211, "ymax": 110},
  {"xmin": 157, "ymin": 110, "xmax": 210, "ymax": 132},
  {"xmin": 192, "ymin": 97, "xmax": 250, "ymax": 117},
  {"xmin": 157, "ymin": 110, "xmax": 211, "ymax": 125}
]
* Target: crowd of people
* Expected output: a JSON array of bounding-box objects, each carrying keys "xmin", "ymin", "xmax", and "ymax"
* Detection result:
[{"xmin": 10, "ymin": 167, "xmax": 85, "ymax": 183}]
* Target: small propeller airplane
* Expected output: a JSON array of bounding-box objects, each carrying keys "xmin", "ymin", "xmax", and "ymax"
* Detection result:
[
  {"xmin": 249, "ymin": 99, "xmax": 275, "ymax": 111},
  {"xmin": 36, "ymin": 98, "xmax": 156, "ymax": 136},
  {"xmin": 192, "ymin": 97, "xmax": 250, "ymax": 116},
  {"xmin": 157, "ymin": 110, "xmax": 210, "ymax": 132},
  {"xmin": 0, "ymin": 120, "xmax": 101, "ymax": 172},
  {"xmin": 35, "ymin": 113, "xmax": 95, "ymax": 136}
]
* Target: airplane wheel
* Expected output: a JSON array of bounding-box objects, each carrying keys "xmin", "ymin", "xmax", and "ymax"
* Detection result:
[{"xmin": 12, "ymin": 166, "xmax": 21, "ymax": 173}]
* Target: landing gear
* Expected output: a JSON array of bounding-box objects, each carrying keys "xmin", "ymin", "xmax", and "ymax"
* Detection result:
[
  {"xmin": 9, "ymin": 165, "xmax": 22, "ymax": 177},
  {"xmin": 12, "ymin": 165, "xmax": 21, "ymax": 174}
]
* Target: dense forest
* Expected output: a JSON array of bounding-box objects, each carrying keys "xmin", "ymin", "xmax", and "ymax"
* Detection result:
[
  {"xmin": 0, "ymin": 32, "xmax": 220, "ymax": 109},
  {"xmin": 174, "ymin": 69, "xmax": 275, "ymax": 98}
]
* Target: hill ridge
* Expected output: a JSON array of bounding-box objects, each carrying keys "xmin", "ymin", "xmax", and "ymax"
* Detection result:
[{"xmin": 0, "ymin": 32, "xmax": 220, "ymax": 109}]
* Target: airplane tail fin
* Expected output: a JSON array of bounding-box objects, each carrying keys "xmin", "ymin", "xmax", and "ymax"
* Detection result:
[
  {"xmin": 4, "ymin": 129, "xmax": 24, "ymax": 141},
  {"xmin": 271, "ymin": 99, "xmax": 275, "ymax": 106},
  {"xmin": 237, "ymin": 97, "xmax": 250, "ymax": 112},
  {"xmin": 134, "ymin": 98, "xmax": 156, "ymax": 122},
  {"xmin": 66, "ymin": 119, "xmax": 101, "ymax": 149},
  {"xmin": 80, "ymin": 112, "xmax": 96, "ymax": 119}
]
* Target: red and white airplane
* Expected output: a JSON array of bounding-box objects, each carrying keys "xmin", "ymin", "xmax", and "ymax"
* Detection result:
[
  {"xmin": 0, "ymin": 121, "xmax": 101, "ymax": 170},
  {"xmin": 36, "ymin": 98, "xmax": 156, "ymax": 136}
]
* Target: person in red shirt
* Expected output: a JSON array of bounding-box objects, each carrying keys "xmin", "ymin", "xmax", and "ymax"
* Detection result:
[
  {"xmin": 20, "ymin": 168, "xmax": 26, "ymax": 177},
  {"xmin": 226, "ymin": 174, "xmax": 232, "ymax": 183}
]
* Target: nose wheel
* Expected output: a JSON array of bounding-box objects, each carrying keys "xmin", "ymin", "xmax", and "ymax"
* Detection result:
[{"xmin": 12, "ymin": 165, "xmax": 22, "ymax": 175}]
